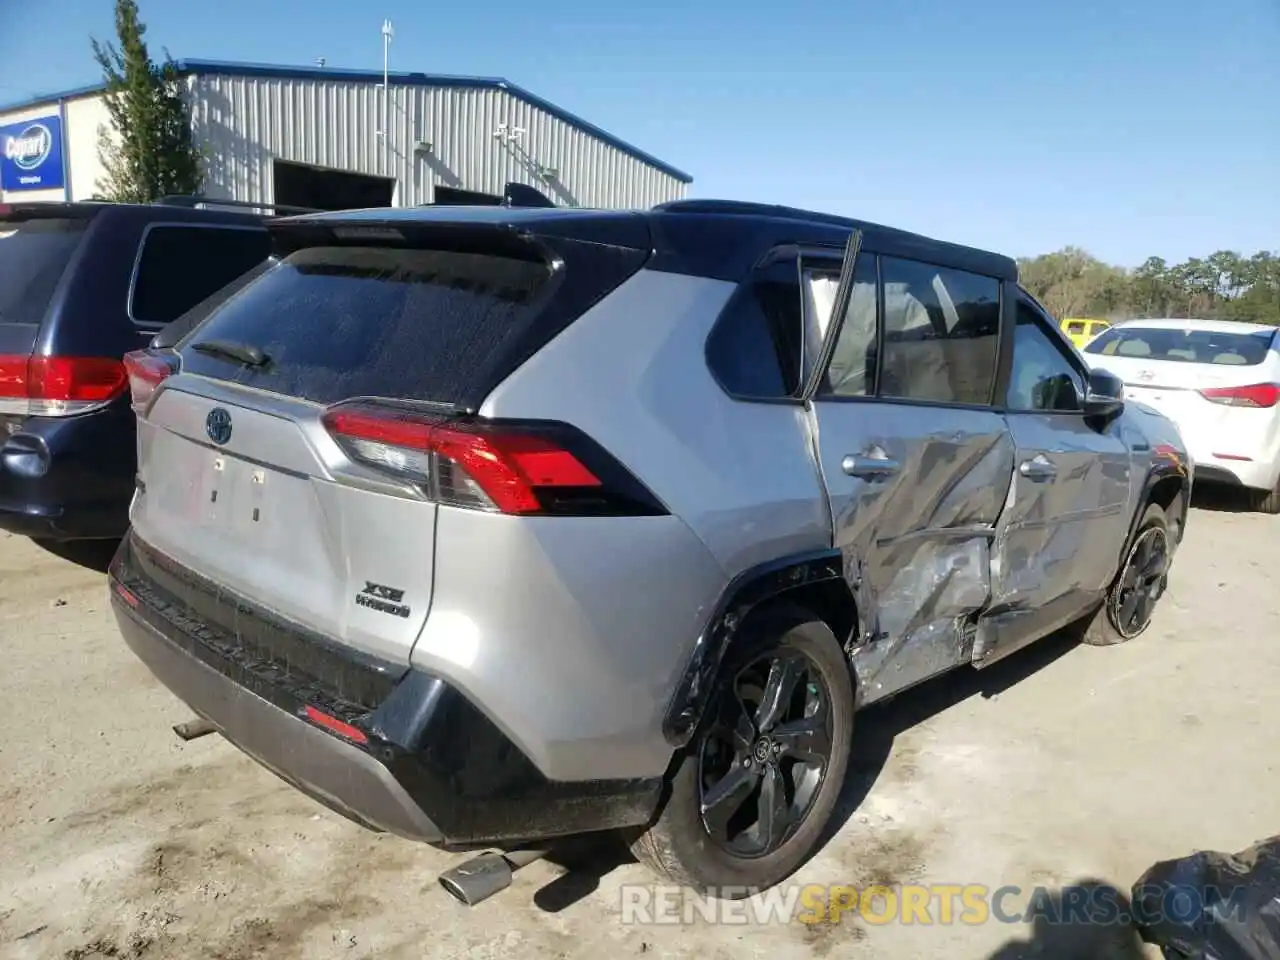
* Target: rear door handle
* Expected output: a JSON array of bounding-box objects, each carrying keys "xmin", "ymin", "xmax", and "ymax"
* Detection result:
[
  {"xmin": 842, "ymin": 452, "xmax": 900, "ymax": 481},
  {"xmin": 1019, "ymin": 455, "xmax": 1058, "ymax": 482}
]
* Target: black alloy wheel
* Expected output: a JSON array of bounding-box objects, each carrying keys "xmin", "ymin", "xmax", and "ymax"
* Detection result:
[
  {"xmin": 1108, "ymin": 523, "xmax": 1170, "ymax": 639},
  {"xmin": 697, "ymin": 648, "xmax": 834, "ymax": 858}
]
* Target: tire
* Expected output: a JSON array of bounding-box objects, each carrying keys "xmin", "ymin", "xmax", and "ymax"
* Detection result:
[
  {"xmin": 1082, "ymin": 503, "xmax": 1172, "ymax": 646},
  {"xmin": 628, "ymin": 603, "xmax": 855, "ymax": 897}
]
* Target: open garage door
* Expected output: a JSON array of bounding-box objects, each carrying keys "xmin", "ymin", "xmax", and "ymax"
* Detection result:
[{"xmin": 272, "ymin": 160, "xmax": 394, "ymax": 212}]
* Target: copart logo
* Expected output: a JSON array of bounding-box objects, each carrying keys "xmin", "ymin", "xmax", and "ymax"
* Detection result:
[{"xmin": 4, "ymin": 124, "xmax": 53, "ymax": 171}]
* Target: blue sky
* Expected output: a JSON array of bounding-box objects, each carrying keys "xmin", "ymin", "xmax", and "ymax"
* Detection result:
[{"xmin": 1, "ymin": 0, "xmax": 1276, "ymax": 266}]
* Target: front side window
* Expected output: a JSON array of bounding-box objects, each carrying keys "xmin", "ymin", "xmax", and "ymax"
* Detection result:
[
  {"xmin": 1007, "ymin": 301, "xmax": 1085, "ymax": 412},
  {"xmin": 131, "ymin": 225, "xmax": 271, "ymax": 326},
  {"xmin": 877, "ymin": 257, "xmax": 1001, "ymax": 406}
]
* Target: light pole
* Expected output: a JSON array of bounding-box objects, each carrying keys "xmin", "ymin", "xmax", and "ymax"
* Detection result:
[{"xmin": 381, "ymin": 19, "xmax": 394, "ymax": 179}]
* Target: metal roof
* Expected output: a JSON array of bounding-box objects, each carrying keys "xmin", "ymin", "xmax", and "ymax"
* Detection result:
[{"xmin": 0, "ymin": 58, "xmax": 692, "ymax": 184}]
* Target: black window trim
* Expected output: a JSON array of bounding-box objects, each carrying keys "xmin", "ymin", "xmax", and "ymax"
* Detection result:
[
  {"xmin": 809, "ymin": 247, "xmax": 1007, "ymax": 412},
  {"xmin": 703, "ymin": 247, "xmax": 808, "ymax": 407},
  {"xmin": 1003, "ymin": 291, "xmax": 1092, "ymax": 417},
  {"xmin": 126, "ymin": 220, "xmax": 271, "ymax": 328}
]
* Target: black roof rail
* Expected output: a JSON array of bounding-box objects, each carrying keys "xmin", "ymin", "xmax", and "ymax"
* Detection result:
[
  {"xmin": 652, "ymin": 198, "xmax": 862, "ymax": 229},
  {"xmin": 155, "ymin": 195, "xmax": 323, "ymax": 216}
]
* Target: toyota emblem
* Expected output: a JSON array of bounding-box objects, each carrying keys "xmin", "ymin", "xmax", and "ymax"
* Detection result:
[{"xmin": 205, "ymin": 407, "xmax": 233, "ymax": 445}]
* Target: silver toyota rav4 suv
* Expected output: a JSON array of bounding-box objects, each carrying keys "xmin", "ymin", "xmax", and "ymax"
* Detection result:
[{"xmin": 110, "ymin": 199, "xmax": 1190, "ymax": 900}]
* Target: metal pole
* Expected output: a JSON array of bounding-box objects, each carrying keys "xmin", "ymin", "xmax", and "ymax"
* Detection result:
[{"xmin": 382, "ymin": 19, "xmax": 394, "ymax": 180}]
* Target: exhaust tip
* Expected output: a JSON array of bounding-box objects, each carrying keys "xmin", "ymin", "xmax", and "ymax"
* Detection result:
[{"xmin": 438, "ymin": 852, "xmax": 514, "ymax": 907}]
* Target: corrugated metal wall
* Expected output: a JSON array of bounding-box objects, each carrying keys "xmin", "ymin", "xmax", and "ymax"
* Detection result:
[{"xmin": 188, "ymin": 73, "xmax": 687, "ymax": 209}]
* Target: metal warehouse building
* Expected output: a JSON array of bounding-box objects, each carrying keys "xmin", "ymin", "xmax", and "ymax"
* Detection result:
[{"xmin": 0, "ymin": 58, "xmax": 692, "ymax": 210}]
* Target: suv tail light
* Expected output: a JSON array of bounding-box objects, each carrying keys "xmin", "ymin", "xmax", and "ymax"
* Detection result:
[
  {"xmin": 321, "ymin": 400, "xmax": 667, "ymax": 517},
  {"xmin": 1198, "ymin": 383, "xmax": 1280, "ymax": 408},
  {"xmin": 0, "ymin": 355, "xmax": 129, "ymax": 417},
  {"xmin": 123, "ymin": 350, "xmax": 177, "ymax": 414}
]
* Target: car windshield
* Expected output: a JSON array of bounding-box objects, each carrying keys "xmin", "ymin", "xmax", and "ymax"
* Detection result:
[
  {"xmin": 0, "ymin": 218, "xmax": 89, "ymax": 325},
  {"xmin": 1084, "ymin": 326, "xmax": 1276, "ymax": 366}
]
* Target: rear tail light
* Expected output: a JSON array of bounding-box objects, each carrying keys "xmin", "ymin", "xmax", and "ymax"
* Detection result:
[
  {"xmin": 122, "ymin": 350, "xmax": 176, "ymax": 414},
  {"xmin": 320, "ymin": 400, "xmax": 667, "ymax": 517},
  {"xmin": 1198, "ymin": 383, "xmax": 1280, "ymax": 408},
  {"xmin": 0, "ymin": 355, "xmax": 129, "ymax": 417}
]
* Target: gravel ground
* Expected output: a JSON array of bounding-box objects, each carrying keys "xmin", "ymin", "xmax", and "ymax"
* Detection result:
[{"xmin": 0, "ymin": 500, "xmax": 1276, "ymax": 960}]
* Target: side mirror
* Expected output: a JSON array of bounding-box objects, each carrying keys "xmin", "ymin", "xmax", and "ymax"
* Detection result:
[{"xmin": 1083, "ymin": 369, "xmax": 1125, "ymax": 418}]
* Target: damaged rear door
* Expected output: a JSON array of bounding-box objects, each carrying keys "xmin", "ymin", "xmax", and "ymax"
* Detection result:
[{"xmin": 805, "ymin": 238, "xmax": 1015, "ymax": 707}]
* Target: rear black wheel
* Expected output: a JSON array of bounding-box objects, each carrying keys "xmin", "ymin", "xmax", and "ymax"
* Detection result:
[
  {"xmin": 628, "ymin": 603, "xmax": 854, "ymax": 896},
  {"xmin": 1083, "ymin": 503, "xmax": 1171, "ymax": 646}
]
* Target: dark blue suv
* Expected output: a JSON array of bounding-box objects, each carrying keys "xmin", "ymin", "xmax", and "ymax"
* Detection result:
[{"xmin": 0, "ymin": 199, "xmax": 274, "ymax": 541}]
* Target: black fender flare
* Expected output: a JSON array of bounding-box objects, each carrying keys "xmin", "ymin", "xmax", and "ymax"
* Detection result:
[
  {"xmin": 1119, "ymin": 456, "xmax": 1191, "ymax": 569},
  {"xmin": 661, "ymin": 548, "xmax": 848, "ymax": 748}
]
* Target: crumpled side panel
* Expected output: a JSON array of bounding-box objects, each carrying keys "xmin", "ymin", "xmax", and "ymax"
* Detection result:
[
  {"xmin": 1132, "ymin": 835, "xmax": 1280, "ymax": 960},
  {"xmin": 841, "ymin": 426, "xmax": 1015, "ymax": 705}
]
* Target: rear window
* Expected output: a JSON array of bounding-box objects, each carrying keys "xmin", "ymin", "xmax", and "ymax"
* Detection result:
[
  {"xmin": 131, "ymin": 225, "xmax": 271, "ymax": 326},
  {"xmin": 177, "ymin": 245, "xmax": 556, "ymax": 405},
  {"xmin": 1085, "ymin": 326, "xmax": 1276, "ymax": 366},
  {"xmin": 0, "ymin": 218, "xmax": 88, "ymax": 325}
]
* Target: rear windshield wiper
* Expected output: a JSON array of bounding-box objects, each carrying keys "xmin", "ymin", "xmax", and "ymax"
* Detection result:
[{"xmin": 189, "ymin": 338, "xmax": 270, "ymax": 368}]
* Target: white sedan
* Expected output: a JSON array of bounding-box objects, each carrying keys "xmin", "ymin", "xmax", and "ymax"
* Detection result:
[{"xmin": 1082, "ymin": 318, "xmax": 1280, "ymax": 512}]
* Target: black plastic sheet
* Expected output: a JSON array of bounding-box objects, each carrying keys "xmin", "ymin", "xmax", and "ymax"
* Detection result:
[{"xmin": 1131, "ymin": 836, "xmax": 1280, "ymax": 960}]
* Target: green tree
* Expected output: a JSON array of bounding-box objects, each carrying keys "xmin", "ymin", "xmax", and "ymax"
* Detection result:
[
  {"xmin": 91, "ymin": 0, "xmax": 201, "ymax": 202},
  {"xmin": 1019, "ymin": 248, "xmax": 1280, "ymax": 327}
]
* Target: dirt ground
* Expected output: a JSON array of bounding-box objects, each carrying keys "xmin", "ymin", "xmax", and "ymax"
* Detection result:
[{"xmin": 0, "ymin": 499, "xmax": 1276, "ymax": 960}]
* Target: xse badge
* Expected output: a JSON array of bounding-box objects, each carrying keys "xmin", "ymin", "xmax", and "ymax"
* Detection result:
[{"xmin": 355, "ymin": 581, "xmax": 411, "ymax": 618}]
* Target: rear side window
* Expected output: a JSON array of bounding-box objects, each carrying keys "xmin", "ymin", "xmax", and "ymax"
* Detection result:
[
  {"xmin": 0, "ymin": 218, "xmax": 88, "ymax": 325},
  {"xmin": 878, "ymin": 256, "xmax": 1001, "ymax": 406},
  {"xmin": 178, "ymin": 245, "xmax": 556, "ymax": 405},
  {"xmin": 705, "ymin": 259, "xmax": 803, "ymax": 399},
  {"xmin": 1066, "ymin": 321, "xmax": 1086, "ymax": 334},
  {"xmin": 131, "ymin": 225, "xmax": 271, "ymax": 326},
  {"xmin": 1085, "ymin": 326, "xmax": 1275, "ymax": 366}
]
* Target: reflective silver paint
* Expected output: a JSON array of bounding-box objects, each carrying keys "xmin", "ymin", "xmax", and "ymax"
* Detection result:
[
  {"xmin": 132, "ymin": 375, "xmax": 438, "ymax": 666},
  {"xmin": 412, "ymin": 506, "xmax": 727, "ymax": 781},
  {"xmin": 480, "ymin": 269, "xmax": 833, "ymax": 574}
]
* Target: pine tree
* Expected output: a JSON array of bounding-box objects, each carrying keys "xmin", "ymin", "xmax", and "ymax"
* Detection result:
[{"xmin": 91, "ymin": 0, "xmax": 202, "ymax": 202}]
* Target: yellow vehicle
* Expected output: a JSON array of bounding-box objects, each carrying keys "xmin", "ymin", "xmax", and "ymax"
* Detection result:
[{"xmin": 1061, "ymin": 317, "xmax": 1111, "ymax": 348}]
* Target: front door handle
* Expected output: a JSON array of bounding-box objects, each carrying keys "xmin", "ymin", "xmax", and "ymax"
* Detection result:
[
  {"xmin": 1019, "ymin": 455, "xmax": 1058, "ymax": 482},
  {"xmin": 842, "ymin": 452, "xmax": 900, "ymax": 481}
]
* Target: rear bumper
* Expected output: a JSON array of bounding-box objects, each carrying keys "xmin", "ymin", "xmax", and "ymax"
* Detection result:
[
  {"xmin": 0, "ymin": 406, "xmax": 136, "ymax": 541},
  {"xmin": 1190, "ymin": 455, "xmax": 1277, "ymax": 492},
  {"xmin": 112, "ymin": 595, "xmax": 444, "ymax": 841},
  {"xmin": 108, "ymin": 533, "xmax": 662, "ymax": 847},
  {"xmin": 0, "ymin": 498, "xmax": 128, "ymax": 540}
]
